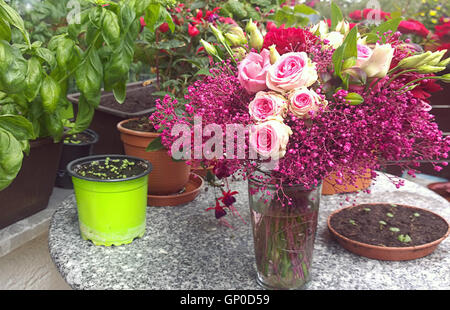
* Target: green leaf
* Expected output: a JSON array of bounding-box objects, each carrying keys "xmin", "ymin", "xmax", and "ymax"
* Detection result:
[
  {"xmin": 75, "ymin": 49, "xmax": 103, "ymax": 106},
  {"xmin": 367, "ymin": 17, "xmax": 403, "ymax": 43},
  {"xmin": 0, "ymin": 18, "xmax": 11, "ymax": 41},
  {"xmin": 35, "ymin": 47, "xmax": 56, "ymax": 69},
  {"xmin": 56, "ymin": 37, "xmax": 75, "ymax": 68},
  {"xmin": 293, "ymin": 4, "xmax": 318, "ymax": 15},
  {"xmin": 0, "ymin": 115, "xmax": 35, "ymax": 141},
  {"xmin": 0, "ymin": 0, "xmax": 30, "ymax": 45},
  {"xmin": 0, "ymin": 40, "xmax": 27, "ymax": 94},
  {"xmin": 330, "ymin": 2, "xmax": 344, "ymax": 30},
  {"xmin": 194, "ymin": 67, "xmax": 213, "ymax": 77},
  {"xmin": 144, "ymin": 4, "xmax": 162, "ymax": 32},
  {"xmin": 71, "ymin": 95, "xmax": 95, "ymax": 134},
  {"xmin": 0, "ymin": 127, "xmax": 23, "ymax": 191},
  {"xmin": 343, "ymin": 26, "xmax": 358, "ymax": 59},
  {"xmin": 332, "ymin": 26, "xmax": 358, "ymax": 83},
  {"xmin": 113, "ymin": 81, "xmax": 127, "ymax": 104},
  {"xmin": 102, "ymin": 10, "xmax": 121, "ymax": 47},
  {"xmin": 40, "ymin": 76, "xmax": 61, "ymax": 114},
  {"xmin": 146, "ymin": 136, "xmax": 165, "ymax": 152}
]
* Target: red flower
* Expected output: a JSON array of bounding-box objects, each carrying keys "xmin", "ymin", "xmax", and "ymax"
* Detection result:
[
  {"xmin": 217, "ymin": 190, "xmax": 239, "ymax": 207},
  {"xmin": 219, "ymin": 17, "xmax": 237, "ymax": 25},
  {"xmin": 398, "ymin": 19, "xmax": 430, "ymax": 38},
  {"xmin": 188, "ymin": 23, "xmax": 200, "ymax": 37},
  {"xmin": 205, "ymin": 7, "xmax": 221, "ymax": 21},
  {"xmin": 205, "ymin": 199, "xmax": 227, "ymax": 219},
  {"xmin": 262, "ymin": 27, "xmax": 320, "ymax": 55},
  {"xmin": 140, "ymin": 16, "xmax": 146, "ymax": 32},
  {"xmin": 405, "ymin": 75, "xmax": 443, "ymax": 100},
  {"xmin": 159, "ymin": 22, "xmax": 170, "ymax": 33},
  {"xmin": 435, "ymin": 22, "xmax": 450, "ymax": 39},
  {"xmin": 266, "ymin": 21, "xmax": 277, "ymax": 32},
  {"xmin": 349, "ymin": 10, "xmax": 362, "ymax": 20},
  {"xmin": 362, "ymin": 9, "xmax": 390, "ymax": 21}
]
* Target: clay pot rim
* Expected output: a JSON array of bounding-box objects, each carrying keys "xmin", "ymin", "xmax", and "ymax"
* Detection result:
[
  {"xmin": 327, "ymin": 203, "xmax": 450, "ymax": 252},
  {"xmin": 117, "ymin": 118, "xmax": 160, "ymax": 138}
]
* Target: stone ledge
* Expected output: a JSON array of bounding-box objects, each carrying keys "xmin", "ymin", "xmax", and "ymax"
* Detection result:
[{"xmin": 0, "ymin": 188, "xmax": 73, "ymax": 258}]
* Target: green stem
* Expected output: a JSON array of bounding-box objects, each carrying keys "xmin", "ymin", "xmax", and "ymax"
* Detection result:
[{"xmin": 396, "ymin": 76, "xmax": 444, "ymax": 93}]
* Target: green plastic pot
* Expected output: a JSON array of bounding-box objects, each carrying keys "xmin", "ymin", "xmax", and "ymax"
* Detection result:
[{"xmin": 67, "ymin": 155, "xmax": 152, "ymax": 246}]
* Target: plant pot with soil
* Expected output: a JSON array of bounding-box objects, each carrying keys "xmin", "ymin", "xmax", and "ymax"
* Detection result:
[
  {"xmin": 55, "ymin": 129, "xmax": 99, "ymax": 189},
  {"xmin": 67, "ymin": 155, "xmax": 152, "ymax": 246},
  {"xmin": 328, "ymin": 203, "xmax": 450, "ymax": 261},
  {"xmin": 117, "ymin": 117, "xmax": 201, "ymax": 206},
  {"xmin": 68, "ymin": 81, "xmax": 158, "ymax": 155}
]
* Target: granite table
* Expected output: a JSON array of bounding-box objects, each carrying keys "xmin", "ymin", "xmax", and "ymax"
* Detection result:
[{"xmin": 49, "ymin": 173, "xmax": 450, "ymax": 290}]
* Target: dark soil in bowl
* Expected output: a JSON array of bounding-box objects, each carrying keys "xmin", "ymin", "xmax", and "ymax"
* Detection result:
[
  {"xmin": 64, "ymin": 132, "xmax": 96, "ymax": 145},
  {"xmin": 72, "ymin": 157, "xmax": 148, "ymax": 180},
  {"xmin": 101, "ymin": 86, "xmax": 156, "ymax": 113},
  {"xmin": 329, "ymin": 204, "xmax": 449, "ymax": 247},
  {"xmin": 122, "ymin": 117, "xmax": 157, "ymax": 133}
]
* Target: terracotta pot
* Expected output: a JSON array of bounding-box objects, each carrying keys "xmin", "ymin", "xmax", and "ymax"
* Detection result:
[
  {"xmin": 322, "ymin": 169, "xmax": 372, "ymax": 195},
  {"xmin": 327, "ymin": 204, "xmax": 450, "ymax": 261},
  {"xmin": 117, "ymin": 119, "xmax": 191, "ymax": 195}
]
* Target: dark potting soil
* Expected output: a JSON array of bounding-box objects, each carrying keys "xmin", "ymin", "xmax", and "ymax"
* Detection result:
[
  {"xmin": 72, "ymin": 157, "xmax": 148, "ymax": 180},
  {"xmin": 122, "ymin": 117, "xmax": 157, "ymax": 133},
  {"xmin": 64, "ymin": 132, "xmax": 95, "ymax": 145},
  {"xmin": 101, "ymin": 87, "xmax": 156, "ymax": 113},
  {"xmin": 330, "ymin": 204, "xmax": 449, "ymax": 247}
]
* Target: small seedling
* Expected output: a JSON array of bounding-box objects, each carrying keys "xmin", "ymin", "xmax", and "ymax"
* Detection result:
[
  {"xmin": 363, "ymin": 208, "xmax": 371, "ymax": 212},
  {"xmin": 390, "ymin": 204, "xmax": 397, "ymax": 208},
  {"xmin": 414, "ymin": 213, "xmax": 420, "ymax": 217},
  {"xmin": 389, "ymin": 227, "xmax": 400, "ymax": 233},
  {"xmin": 379, "ymin": 220, "xmax": 387, "ymax": 230},
  {"xmin": 398, "ymin": 234, "xmax": 412, "ymax": 243},
  {"xmin": 386, "ymin": 212, "xmax": 394, "ymax": 218},
  {"xmin": 349, "ymin": 219, "xmax": 357, "ymax": 226}
]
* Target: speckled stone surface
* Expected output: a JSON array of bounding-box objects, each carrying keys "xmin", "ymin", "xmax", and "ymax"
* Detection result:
[{"xmin": 49, "ymin": 173, "xmax": 450, "ymax": 290}]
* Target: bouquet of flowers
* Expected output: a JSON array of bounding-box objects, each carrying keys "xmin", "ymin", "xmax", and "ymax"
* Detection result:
[{"xmin": 150, "ymin": 3, "xmax": 450, "ymax": 289}]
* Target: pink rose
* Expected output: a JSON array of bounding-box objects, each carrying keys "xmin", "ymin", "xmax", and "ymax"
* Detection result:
[
  {"xmin": 356, "ymin": 44, "xmax": 373, "ymax": 67},
  {"xmin": 288, "ymin": 87, "xmax": 327, "ymax": 119},
  {"xmin": 249, "ymin": 120, "xmax": 292, "ymax": 159},
  {"xmin": 238, "ymin": 49, "xmax": 271, "ymax": 94},
  {"xmin": 249, "ymin": 91, "xmax": 287, "ymax": 122},
  {"xmin": 266, "ymin": 52, "xmax": 318, "ymax": 92}
]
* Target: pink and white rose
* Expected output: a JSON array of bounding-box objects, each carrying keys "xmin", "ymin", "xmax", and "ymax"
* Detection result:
[
  {"xmin": 355, "ymin": 44, "xmax": 373, "ymax": 67},
  {"xmin": 238, "ymin": 49, "xmax": 271, "ymax": 94},
  {"xmin": 288, "ymin": 87, "xmax": 328, "ymax": 119},
  {"xmin": 248, "ymin": 91, "xmax": 287, "ymax": 122},
  {"xmin": 266, "ymin": 52, "xmax": 318, "ymax": 92},
  {"xmin": 249, "ymin": 120, "xmax": 292, "ymax": 159}
]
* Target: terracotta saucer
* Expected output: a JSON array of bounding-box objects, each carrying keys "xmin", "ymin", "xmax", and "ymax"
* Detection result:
[
  {"xmin": 327, "ymin": 204, "xmax": 450, "ymax": 261},
  {"xmin": 147, "ymin": 173, "xmax": 204, "ymax": 207},
  {"xmin": 427, "ymin": 182, "xmax": 450, "ymax": 202}
]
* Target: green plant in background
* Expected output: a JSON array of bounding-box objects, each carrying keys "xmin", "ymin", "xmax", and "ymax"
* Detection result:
[
  {"xmin": 416, "ymin": 0, "xmax": 449, "ymax": 30},
  {"xmin": 0, "ymin": 0, "xmax": 175, "ymax": 191}
]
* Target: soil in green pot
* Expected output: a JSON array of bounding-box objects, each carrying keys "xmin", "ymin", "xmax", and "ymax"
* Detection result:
[
  {"xmin": 122, "ymin": 117, "xmax": 156, "ymax": 133},
  {"xmin": 72, "ymin": 157, "xmax": 149, "ymax": 180},
  {"xmin": 330, "ymin": 204, "xmax": 449, "ymax": 247}
]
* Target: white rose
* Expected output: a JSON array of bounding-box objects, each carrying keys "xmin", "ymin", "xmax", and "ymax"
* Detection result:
[
  {"xmin": 360, "ymin": 43, "xmax": 395, "ymax": 78},
  {"xmin": 323, "ymin": 31, "xmax": 345, "ymax": 49}
]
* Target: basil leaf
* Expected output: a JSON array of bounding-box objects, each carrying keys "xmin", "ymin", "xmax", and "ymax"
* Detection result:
[
  {"xmin": 56, "ymin": 37, "xmax": 75, "ymax": 68},
  {"xmin": 24, "ymin": 56, "xmax": 43, "ymax": 102},
  {"xmin": 40, "ymin": 76, "xmax": 61, "ymax": 114},
  {"xmin": 0, "ymin": 127, "xmax": 23, "ymax": 191},
  {"xmin": 0, "ymin": 114, "xmax": 35, "ymax": 141},
  {"xmin": 0, "ymin": 18, "xmax": 11, "ymax": 41},
  {"xmin": 102, "ymin": 10, "xmax": 121, "ymax": 47}
]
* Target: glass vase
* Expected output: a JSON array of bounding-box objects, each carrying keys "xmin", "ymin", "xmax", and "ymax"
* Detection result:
[{"xmin": 248, "ymin": 176, "xmax": 321, "ymax": 290}]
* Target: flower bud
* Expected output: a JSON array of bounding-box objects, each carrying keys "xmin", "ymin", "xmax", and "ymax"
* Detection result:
[
  {"xmin": 200, "ymin": 39, "xmax": 218, "ymax": 57},
  {"xmin": 438, "ymin": 56, "xmax": 450, "ymax": 67},
  {"xmin": 210, "ymin": 25, "xmax": 226, "ymax": 45},
  {"xmin": 345, "ymin": 92, "xmax": 364, "ymax": 106},
  {"xmin": 246, "ymin": 19, "xmax": 264, "ymax": 51},
  {"xmin": 225, "ymin": 33, "xmax": 247, "ymax": 47},
  {"xmin": 397, "ymin": 52, "xmax": 431, "ymax": 69},
  {"xmin": 335, "ymin": 20, "xmax": 350, "ymax": 35},
  {"xmin": 228, "ymin": 26, "xmax": 246, "ymax": 41},
  {"xmin": 416, "ymin": 65, "xmax": 446, "ymax": 74},
  {"xmin": 440, "ymin": 73, "xmax": 450, "ymax": 83},
  {"xmin": 232, "ymin": 47, "xmax": 247, "ymax": 61},
  {"xmin": 311, "ymin": 20, "xmax": 329, "ymax": 37},
  {"xmin": 426, "ymin": 50, "xmax": 447, "ymax": 66},
  {"xmin": 268, "ymin": 44, "xmax": 280, "ymax": 64}
]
